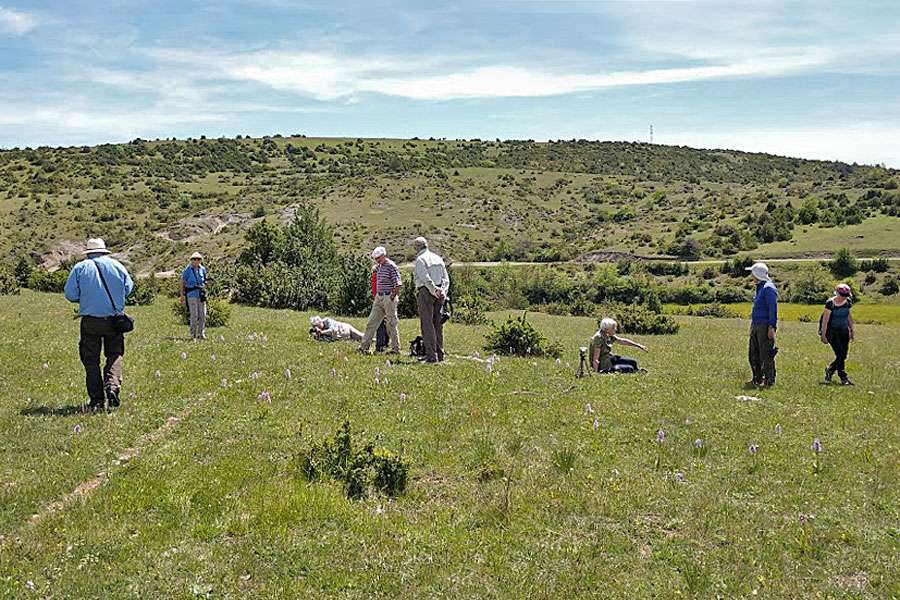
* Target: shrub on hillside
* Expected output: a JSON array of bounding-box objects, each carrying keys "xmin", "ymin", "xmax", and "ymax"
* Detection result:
[
  {"xmin": 880, "ymin": 276, "xmax": 899, "ymax": 296},
  {"xmin": 13, "ymin": 256, "xmax": 32, "ymax": 287},
  {"xmin": 126, "ymin": 275, "xmax": 160, "ymax": 306},
  {"xmin": 454, "ymin": 295, "xmax": 490, "ymax": 325},
  {"xmin": 608, "ymin": 303, "xmax": 680, "ymax": 335},
  {"xmin": 659, "ymin": 284, "xmax": 715, "ymax": 304},
  {"xmin": 0, "ymin": 266, "xmax": 19, "ymax": 296},
  {"xmin": 859, "ymin": 257, "xmax": 889, "ymax": 273},
  {"xmin": 684, "ymin": 303, "xmax": 739, "ymax": 318},
  {"xmin": 171, "ymin": 298, "xmax": 232, "ymax": 327},
  {"xmin": 714, "ymin": 286, "xmax": 750, "ymax": 303},
  {"xmin": 228, "ymin": 206, "xmax": 371, "ymax": 314},
  {"xmin": 300, "ymin": 420, "xmax": 409, "ymax": 500},
  {"xmin": 27, "ymin": 267, "xmax": 68, "ymax": 293},
  {"xmin": 484, "ymin": 313, "xmax": 562, "ymax": 358},
  {"xmin": 790, "ymin": 266, "xmax": 833, "ymax": 304},
  {"xmin": 720, "ymin": 256, "xmax": 754, "ymax": 278},
  {"xmin": 828, "ymin": 248, "xmax": 859, "ymax": 278}
]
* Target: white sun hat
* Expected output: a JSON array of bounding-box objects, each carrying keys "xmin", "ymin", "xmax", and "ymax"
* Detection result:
[
  {"xmin": 190, "ymin": 251, "xmax": 203, "ymax": 260},
  {"xmin": 82, "ymin": 238, "xmax": 111, "ymax": 255},
  {"xmin": 745, "ymin": 262, "xmax": 770, "ymax": 281},
  {"xmin": 371, "ymin": 246, "xmax": 386, "ymax": 259}
]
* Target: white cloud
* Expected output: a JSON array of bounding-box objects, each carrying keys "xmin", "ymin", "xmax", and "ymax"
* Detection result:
[
  {"xmin": 0, "ymin": 6, "xmax": 38, "ymax": 34},
  {"xmin": 658, "ymin": 122, "xmax": 900, "ymax": 168},
  {"xmin": 143, "ymin": 46, "xmax": 833, "ymax": 102}
]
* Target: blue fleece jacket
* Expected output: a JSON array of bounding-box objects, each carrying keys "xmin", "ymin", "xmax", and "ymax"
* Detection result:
[{"xmin": 751, "ymin": 280, "xmax": 778, "ymax": 328}]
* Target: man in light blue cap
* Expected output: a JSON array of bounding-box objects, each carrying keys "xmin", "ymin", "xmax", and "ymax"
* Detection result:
[{"xmin": 64, "ymin": 238, "xmax": 133, "ymax": 410}]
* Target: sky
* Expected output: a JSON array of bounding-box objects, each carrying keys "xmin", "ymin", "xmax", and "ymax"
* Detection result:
[{"xmin": 1, "ymin": 0, "xmax": 899, "ymax": 167}]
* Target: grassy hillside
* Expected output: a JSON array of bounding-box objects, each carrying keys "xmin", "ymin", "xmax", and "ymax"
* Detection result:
[
  {"xmin": 0, "ymin": 136, "xmax": 898, "ymax": 274},
  {"xmin": 1, "ymin": 291, "xmax": 898, "ymax": 597}
]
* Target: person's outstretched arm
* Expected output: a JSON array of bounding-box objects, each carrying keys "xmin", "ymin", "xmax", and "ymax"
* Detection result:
[{"xmin": 613, "ymin": 335, "xmax": 648, "ymax": 352}]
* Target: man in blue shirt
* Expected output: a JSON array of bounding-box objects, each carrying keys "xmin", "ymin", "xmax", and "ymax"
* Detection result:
[
  {"xmin": 179, "ymin": 251, "xmax": 208, "ymax": 340},
  {"xmin": 746, "ymin": 262, "xmax": 778, "ymax": 387},
  {"xmin": 64, "ymin": 238, "xmax": 134, "ymax": 410}
]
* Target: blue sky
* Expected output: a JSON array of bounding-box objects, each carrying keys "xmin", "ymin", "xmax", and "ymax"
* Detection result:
[{"xmin": 1, "ymin": 1, "xmax": 899, "ymax": 166}]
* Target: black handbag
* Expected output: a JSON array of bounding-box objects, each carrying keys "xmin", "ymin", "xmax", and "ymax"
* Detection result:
[{"xmin": 93, "ymin": 260, "xmax": 134, "ymax": 334}]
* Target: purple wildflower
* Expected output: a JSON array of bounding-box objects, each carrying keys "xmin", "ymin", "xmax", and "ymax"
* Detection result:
[
  {"xmin": 748, "ymin": 443, "xmax": 758, "ymax": 455},
  {"xmin": 775, "ymin": 423, "xmax": 782, "ymax": 435},
  {"xmin": 221, "ymin": 378, "xmax": 228, "ymax": 388},
  {"xmin": 331, "ymin": 367, "xmax": 337, "ymax": 377},
  {"xmin": 657, "ymin": 429, "xmax": 665, "ymax": 444},
  {"xmin": 399, "ymin": 392, "xmax": 407, "ymax": 402},
  {"xmin": 592, "ymin": 417, "xmax": 600, "ymax": 431},
  {"xmin": 693, "ymin": 438, "xmax": 703, "ymax": 449},
  {"xmin": 585, "ymin": 402, "xmax": 594, "ymax": 414},
  {"xmin": 180, "ymin": 352, "xmax": 187, "ymax": 360},
  {"xmin": 154, "ymin": 370, "xmax": 161, "ymax": 380},
  {"xmin": 74, "ymin": 424, "xmax": 82, "ymax": 434},
  {"xmin": 42, "ymin": 362, "xmax": 49, "ymax": 370},
  {"xmin": 257, "ymin": 391, "xmax": 272, "ymax": 403},
  {"xmin": 811, "ymin": 438, "xmax": 822, "ymax": 454},
  {"xmin": 284, "ymin": 368, "xmax": 291, "ymax": 380}
]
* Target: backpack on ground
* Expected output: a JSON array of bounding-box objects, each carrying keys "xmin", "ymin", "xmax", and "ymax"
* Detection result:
[{"xmin": 409, "ymin": 336, "xmax": 426, "ymax": 357}]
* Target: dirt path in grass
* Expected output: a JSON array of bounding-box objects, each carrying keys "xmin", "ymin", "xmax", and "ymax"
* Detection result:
[{"xmin": 0, "ymin": 406, "xmax": 192, "ymax": 547}]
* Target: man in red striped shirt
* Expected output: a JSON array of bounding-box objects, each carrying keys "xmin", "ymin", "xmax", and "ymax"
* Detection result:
[{"xmin": 358, "ymin": 246, "xmax": 402, "ymax": 354}]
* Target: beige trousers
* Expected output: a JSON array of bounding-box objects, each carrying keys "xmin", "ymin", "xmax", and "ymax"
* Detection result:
[{"xmin": 359, "ymin": 294, "xmax": 400, "ymax": 352}]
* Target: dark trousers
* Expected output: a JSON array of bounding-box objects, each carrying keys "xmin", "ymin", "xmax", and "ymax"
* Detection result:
[
  {"xmin": 416, "ymin": 287, "xmax": 445, "ymax": 362},
  {"xmin": 375, "ymin": 321, "xmax": 388, "ymax": 352},
  {"xmin": 748, "ymin": 324, "xmax": 776, "ymax": 384},
  {"xmin": 79, "ymin": 317, "xmax": 125, "ymax": 405},
  {"xmin": 827, "ymin": 328, "xmax": 850, "ymax": 375},
  {"xmin": 596, "ymin": 355, "xmax": 638, "ymax": 373}
]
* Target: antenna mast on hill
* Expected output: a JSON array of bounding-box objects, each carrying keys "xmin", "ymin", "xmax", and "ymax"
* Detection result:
[{"xmin": 649, "ymin": 124, "xmax": 654, "ymax": 144}]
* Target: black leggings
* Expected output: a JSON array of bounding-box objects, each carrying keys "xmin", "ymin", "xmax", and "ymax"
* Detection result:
[
  {"xmin": 598, "ymin": 355, "xmax": 639, "ymax": 373},
  {"xmin": 827, "ymin": 328, "xmax": 850, "ymax": 375}
]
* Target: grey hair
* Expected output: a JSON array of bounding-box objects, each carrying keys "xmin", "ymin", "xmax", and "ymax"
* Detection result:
[{"xmin": 599, "ymin": 317, "xmax": 617, "ymax": 333}]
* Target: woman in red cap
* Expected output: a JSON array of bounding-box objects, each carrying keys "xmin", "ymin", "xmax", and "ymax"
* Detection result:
[{"xmin": 820, "ymin": 283, "xmax": 855, "ymax": 385}]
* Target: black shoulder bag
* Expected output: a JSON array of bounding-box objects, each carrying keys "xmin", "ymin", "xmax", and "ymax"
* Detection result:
[{"xmin": 93, "ymin": 261, "xmax": 134, "ymax": 334}]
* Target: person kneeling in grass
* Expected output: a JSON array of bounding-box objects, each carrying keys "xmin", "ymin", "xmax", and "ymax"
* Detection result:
[
  {"xmin": 590, "ymin": 317, "xmax": 648, "ymax": 373},
  {"xmin": 309, "ymin": 316, "xmax": 363, "ymax": 342},
  {"xmin": 820, "ymin": 283, "xmax": 855, "ymax": 385}
]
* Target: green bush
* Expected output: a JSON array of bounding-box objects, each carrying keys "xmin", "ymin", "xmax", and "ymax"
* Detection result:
[
  {"xmin": 126, "ymin": 275, "xmax": 160, "ymax": 306},
  {"xmin": 714, "ymin": 286, "xmax": 750, "ymax": 303},
  {"xmin": 880, "ymin": 276, "xmax": 899, "ymax": 296},
  {"xmin": 859, "ymin": 257, "xmax": 889, "ymax": 273},
  {"xmin": 608, "ymin": 303, "xmax": 680, "ymax": 335},
  {"xmin": 685, "ymin": 303, "xmax": 739, "ymax": 318},
  {"xmin": 13, "ymin": 256, "xmax": 32, "ymax": 287},
  {"xmin": 790, "ymin": 266, "xmax": 833, "ymax": 304},
  {"xmin": 0, "ymin": 266, "xmax": 19, "ymax": 296},
  {"xmin": 27, "ymin": 267, "xmax": 68, "ymax": 293},
  {"xmin": 454, "ymin": 295, "xmax": 490, "ymax": 325},
  {"xmin": 720, "ymin": 256, "xmax": 754, "ymax": 278},
  {"xmin": 828, "ymin": 248, "xmax": 859, "ymax": 278},
  {"xmin": 300, "ymin": 420, "xmax": 409, "ymax": 500},
  {"xmin": 171, "ymin": 298, "xmax": 232, "ymax": 327},
  {"xmin": 484, "ymin": 313, "xmax": 563, "ymax": 358}
]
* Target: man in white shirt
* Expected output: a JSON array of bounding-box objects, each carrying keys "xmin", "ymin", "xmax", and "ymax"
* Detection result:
[{"xmin": 413, "ymin": 236, "xmax": 450, "ymax": 363}]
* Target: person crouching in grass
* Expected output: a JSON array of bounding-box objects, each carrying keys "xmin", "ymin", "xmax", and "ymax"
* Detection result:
[
  {"xmin": 590, "ymin": 317, "xmax": 648, "ymax": 373},
  {"xmin": 820, "ymin": 283, "xmax": 855, "ymax": 385},
  {"xmin": 309, "ymin": 315, "xmax": 364, "ymax": 342}
]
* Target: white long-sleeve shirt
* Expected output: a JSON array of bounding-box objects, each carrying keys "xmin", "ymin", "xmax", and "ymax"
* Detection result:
[{"xmin": 413, "ymin": 249, "xmax": 450, "ymax": 296}]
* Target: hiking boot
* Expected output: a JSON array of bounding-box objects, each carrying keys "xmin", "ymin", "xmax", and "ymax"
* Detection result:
[
  {"xmin": 760, "ymin": 379, "xmax": 775, "ymax": 388},
  {"xmin": 88, "ymin": 400, "xmax": 105, "ymax": 412},
  {"xmin": 106, "ymin": 387, "xmax": 120, "ymax": 409},
  {"xmin": 839, "ymin": 374, "xmax": 854, "ymax": 386},
  {"xmin": 743, "ymin": 380, "xmax": 762, "ymax": 389},
  {"xmin": 824, "ymin": 366, "xmax": 835, "ymax": 383}
]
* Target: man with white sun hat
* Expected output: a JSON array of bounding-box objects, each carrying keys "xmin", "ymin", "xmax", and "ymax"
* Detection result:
[
  {"xmin": 64, "ymin": 238, "xmax": 134, "ymax": 411},
  {"xmin": 179, "ymin": 251, "xmax": 208, "ymax": 340},
  {"xmin": 746, "ymin": 261, "xmax": 778, "ymax": 387}
]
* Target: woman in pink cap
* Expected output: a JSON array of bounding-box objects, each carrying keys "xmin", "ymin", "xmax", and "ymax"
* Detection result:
[{"xmin": 819, "ymin": 283, "xmax": 855, "ymax": 385}]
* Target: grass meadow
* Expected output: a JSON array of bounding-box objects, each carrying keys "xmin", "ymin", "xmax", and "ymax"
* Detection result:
[{"xmin": 1, "ymin": 291, "xmax": 898, "ymax": 598}]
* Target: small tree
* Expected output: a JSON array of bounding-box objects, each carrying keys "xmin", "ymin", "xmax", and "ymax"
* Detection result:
[
  {"xmin": 828, "ymin": 248, "xmax": 859, "ymax": 278},
  {"xmin": 790, "ymin": 266, "xmax": 833, "ymax": 304}
]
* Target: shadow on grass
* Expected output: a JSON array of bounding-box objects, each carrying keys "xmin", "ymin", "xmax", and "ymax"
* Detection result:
[{"xmin": 20, "ymin": 405, "xmax": 91, "ymax": 417}]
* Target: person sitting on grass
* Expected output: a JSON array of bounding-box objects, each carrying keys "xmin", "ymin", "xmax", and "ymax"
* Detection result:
[
  {"xmin": 820, "ymin": 283, "xmax": 855, "ymax": 385},
  {"xmin": 590, "ymin": 317, "xmax": 648, "ymax": 373},
  {"xmin": 309, "ymin": 316, "xmax": 363, "ymax": 342}
]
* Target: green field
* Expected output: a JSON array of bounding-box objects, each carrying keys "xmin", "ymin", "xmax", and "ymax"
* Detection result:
[
  {"xmin": 1, "ymin": 291, "xmax": 898, "ymax": 598},
  {"xmin": 666, "ymin": 302, "xmax": 900, "ymax": 325},
  {"xmin": 752, "ymin": 216, "xmax": 900, "ymax": 258}
]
